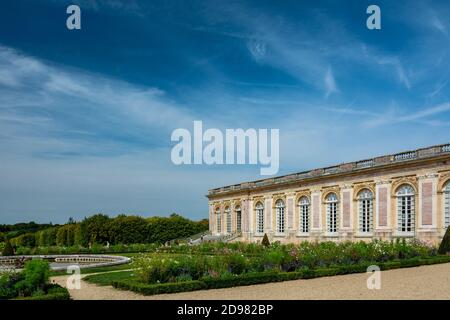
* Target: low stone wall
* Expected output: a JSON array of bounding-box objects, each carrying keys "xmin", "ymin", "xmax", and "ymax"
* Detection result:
[{"xmin": 0, "ymin": 254, "xmax": 131, "ymax": 271}]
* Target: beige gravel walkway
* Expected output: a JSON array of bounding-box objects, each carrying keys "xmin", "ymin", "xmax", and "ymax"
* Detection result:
[{"xmin": 51, "ymin": 262, "xmax": 450, "ymax": 300}]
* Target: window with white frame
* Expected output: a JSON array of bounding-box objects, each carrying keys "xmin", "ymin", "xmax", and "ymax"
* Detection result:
[
  {"xmin": 215, "ymin": 207, "xmax": 221, "ymax": 234},
  {"xmin": 396, "ymin": 185, "xmax": 415, "ymax": 233},
  {"xmin": 444, "ymin": 182, "xmax": 450, "ymax": 228},
  {"xmin": 298, "ymin": 197, "xmax": 310, "ymax": 233},
  {"xmin": 225, "ymin": 206, "xmax": 232, "ymax": 234},
  {"xmin": 358, "ymin": 189, "xmax": 373, "ymax": 233},
  {"xmin": 275, "ymin": 199, "xmax": 285, "ymax": 234},
  {"xmin": 326, "ymin": 193, "xmax": 339, "ymax": 233},
  {"xmin": 256, "ymin": 202, "xmax": 264, "ymax": 234},
  {"xmin": 235, "ymin": 206, "xmax": 242, "ymax": 232}
]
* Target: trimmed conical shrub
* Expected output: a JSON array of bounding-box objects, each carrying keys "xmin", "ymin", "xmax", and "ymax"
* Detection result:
[
  {"xmin": 261, "ymin": 233, "xmax": 270, "ymax": 247},
  {"xmin": 438, "ymin": 226, "xmax": 450, "ymax": 255}
]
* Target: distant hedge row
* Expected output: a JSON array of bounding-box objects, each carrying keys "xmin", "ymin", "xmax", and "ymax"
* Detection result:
[{"xmin": 4, "ymin": 213, "xmax": 208, "ymax": 249}]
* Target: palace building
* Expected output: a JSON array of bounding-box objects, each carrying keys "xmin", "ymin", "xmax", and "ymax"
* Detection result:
[{"xmin": 207, "ymin": 143, "xmax": 450, "ymax": 244}]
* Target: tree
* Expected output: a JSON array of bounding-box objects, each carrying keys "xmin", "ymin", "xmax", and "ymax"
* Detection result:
[
  {"xmin": 146, "ymin": 214, "xmax": 209, "ymax": 244},
  {"xmin": 108, "ymin": 215, "xmax": 147, "ymax": 244},
  {"xmin": 66, "ymin": 224, "xmax": 76, "ymax": 246},
  {"xmin": 2, "ymin": 240, "xmax": 14, "ymax": 256},
  {"xmin": 35, "ymin": 230, "xmax": 44, "ymax": 247},
  {"xmin": 74, "ymin": 224, "xmax": 83, "ymax": 246},
  {"xmin": 44, "ymin": 228, "xmax": 57, "ymax": 246},
  {"xmin": 79, "ymin": 214, "xmax": 111, "ymax": 245},
  {"xmin": 196, "ymin": 219, "xmax": 209, "ymax": 232},
  {"xmin": 56, "ymin": 227, "xmax": 68, "ymax": 246},
  {"xmin": 12, "ymin": 233, "xmax": 35, "ymax": 247},
  {"xmin": 35, "ymin": 228, "xmax": 57, "ymax": 247}
]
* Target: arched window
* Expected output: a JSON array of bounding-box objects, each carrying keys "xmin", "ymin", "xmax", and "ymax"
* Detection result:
[
  {"xmin": 275, "ymin": 199, "xmax": 285, "ymax": 234},
  {"xmin": 396, "ymin": 185, "xmax": 415, "ymax": 233},
  {"xmin": 444, "ymin": 182, "xmax": 450, "ymax": 228},
  {"xmin": 215, "ymin": 207, "xmax": 221, "ymax": 234},
  {"xmin": 225, "ymin": 206, "xmax": 232, "ymax": 234},
  {"xmin": 298, "ymin": 197, "xmax": 310, "ymax": 233},
  {"xmin": 255, "ymin": 202, "xmax": 264, "ymax": 234},
  {"xmin": 358, "ymin": 189, "xmax": 373, "ymax": 233},
  {"xmin": 326, "ymin": 193, "xmax": 339, "ymax": 233},
  {"xmin": 235, "ymin": 206, "xmax": 242, "ymax": 232}
]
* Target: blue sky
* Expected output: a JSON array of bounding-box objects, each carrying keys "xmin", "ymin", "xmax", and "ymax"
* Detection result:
[{"xmin": 0, "ymin": 0, "xmax": 450, "ymax": 223}]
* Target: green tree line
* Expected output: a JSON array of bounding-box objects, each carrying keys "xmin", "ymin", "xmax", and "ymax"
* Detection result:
[{"xmin": 3, "ymin": 213, "xmax": 208, "ymax": 248}]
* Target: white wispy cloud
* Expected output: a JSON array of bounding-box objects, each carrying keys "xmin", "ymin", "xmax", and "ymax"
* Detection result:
[
  {"xmin": 428, "ymin": 80, "xmax": 447, "ymax": 98},
  {"xmin": 247, "ymin": 40, "xmax": 267, "ymax": 61},
  {"xmin": 324, "ymin": 67, "xmax": 338, "ymax": 98},
  {"xmin": 195, "ymin": 2, "xmax": 418, "ymax": 96},
  {"xmin": 431, "ymin": 15, "xmax": 448, "ymax": 35},
  {"xmin": 363, "ymin": 102, "xmax": 450, "ymax": 128},
  {"xmin": 373, "ymin": 56, "xmax": 411, "ymax": 90},
  {"xmin": 0, "ymin": 45, "xmax": 194, "ymax": 156}
]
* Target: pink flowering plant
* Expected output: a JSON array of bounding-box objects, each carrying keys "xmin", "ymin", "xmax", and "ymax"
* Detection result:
[{"xmin": 132, "ymin": 239, "xmax": 439, "ymax": 285}]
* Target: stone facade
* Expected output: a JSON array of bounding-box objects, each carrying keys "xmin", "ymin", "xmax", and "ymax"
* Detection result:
[{"xmin": 207, "ymin": 143, "xmax": 450, "ymax": 244}]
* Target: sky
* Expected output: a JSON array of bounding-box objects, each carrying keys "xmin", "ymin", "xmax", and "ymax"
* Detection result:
[{"xmin": 0, "ymin": 0, "xmax": 450, "ymax": 224}]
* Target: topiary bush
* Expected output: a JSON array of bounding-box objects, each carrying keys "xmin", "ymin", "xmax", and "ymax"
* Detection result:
[
  {"xmin": 438, "ymin": 226, "xmax": 450, "ymax": 255},
  {"xmin": 261, "ymin": 233, "xmax": 270, "ymax": 247}
]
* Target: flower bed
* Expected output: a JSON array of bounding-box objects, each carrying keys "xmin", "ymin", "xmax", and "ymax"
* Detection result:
[
  {"xmin": 81, "ymin": 239, "xmax": 449, "ymax": 296},
  {"xmin": 111, "ymin": 255, "xmax": 450, "ymax": 296},
  {"xmin": 131, "ymin": 239, "xmax": 439, "ymax": 284}
]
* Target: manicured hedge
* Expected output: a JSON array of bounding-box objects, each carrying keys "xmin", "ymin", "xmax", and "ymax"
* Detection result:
[
  {"xmin": 202, "ymin": 272, "xmax": 282, "ymax": 289},
  {"xmin": 14, "ymin": 284, "xmax": 71, "ymax": 300},
  {"xmin": 112, "ymin": 255, "xmax": 450, "ymax": 296},
  {"xmin": 112, "ymin": 279, "xmax": 207, "ymax": 295}
]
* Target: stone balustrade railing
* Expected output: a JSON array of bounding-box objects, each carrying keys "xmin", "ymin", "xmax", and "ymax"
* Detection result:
[
  {"xmin": 208, "ymin": 143, "xmax": 450, "ymax": 196},
  {"xmin": 168, "ymin": 230, "xmax": 211, "ymax": 245},
  {"xmin": 202, "ymin": 230, "xmax": 242, "ymax": 243}
]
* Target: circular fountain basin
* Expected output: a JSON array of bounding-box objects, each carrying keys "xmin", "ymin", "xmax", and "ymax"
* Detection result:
[{"xmin": 0, "ymin": 254, "xmax": 131, "ymax": 271}]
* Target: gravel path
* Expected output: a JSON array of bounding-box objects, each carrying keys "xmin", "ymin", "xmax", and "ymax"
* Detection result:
[{"xmin": 51, "ymin": 263, "xmax": 450, "ymax": 300}]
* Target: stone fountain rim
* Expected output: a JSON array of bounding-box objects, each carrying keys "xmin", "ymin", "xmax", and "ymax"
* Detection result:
[{"xmin": 0, "ymin": 254, "xmax": 131, "ymax": 271}]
